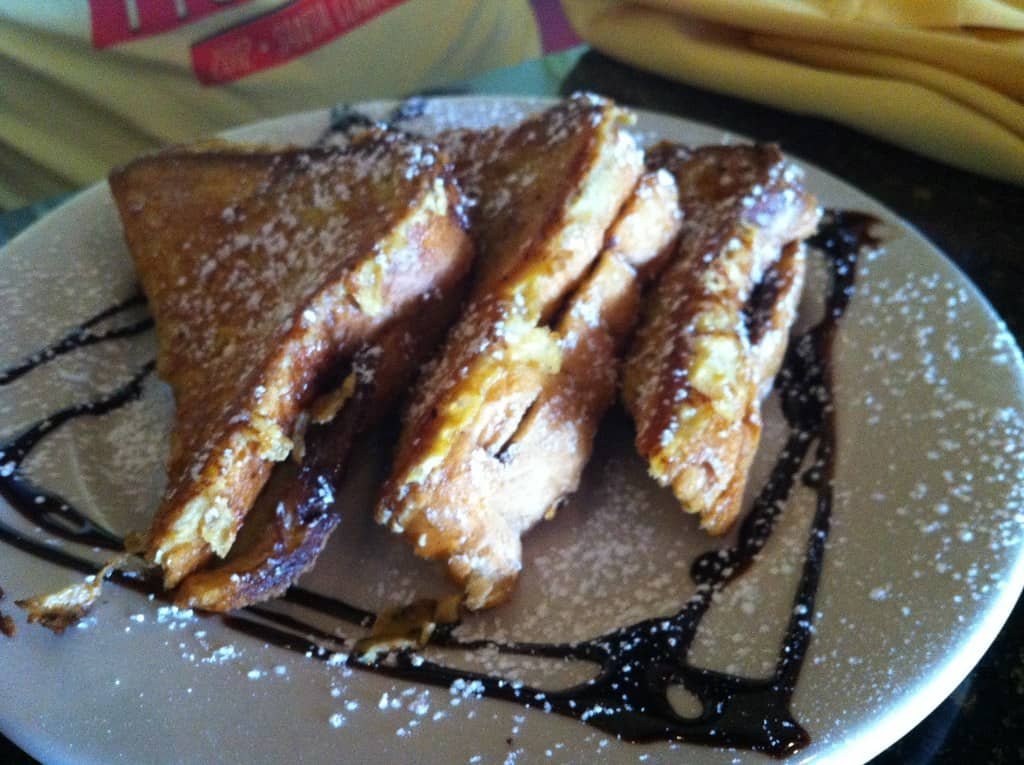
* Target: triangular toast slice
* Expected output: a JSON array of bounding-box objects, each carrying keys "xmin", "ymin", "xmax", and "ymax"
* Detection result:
[
  {"xmin": 110, "ymin": 132, "xmax": 472, "ymax": 587},
  {"xmin": 173, "ymin": 271, "xmax": 468, "ymax": 612},
  {"xmin": 375, "ymin": 96, "xmax": 647, "ymax": 609},
  {"xmin": 623, "ymin": 143, "xmax": 820, "ymax": 534},
  {"xmin": 380, "ymin": 168, "xmax": 680, "ymax": 609}
]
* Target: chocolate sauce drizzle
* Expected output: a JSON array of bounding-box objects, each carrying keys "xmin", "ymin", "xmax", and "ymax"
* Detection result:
[
  {"xmin": 0, "ymin": 210, "xmax": 877, "ymax": 757},
  {"xmin": 0, "ymin": 294, "xmax": 151, "ymax": 386},
  {"xmin": 0, "ymin": 295, "xmax": 153, "ymax": 548},
  {"xmin": 321, "ymin": 97, "xmax": 429, "ymax": 144}
]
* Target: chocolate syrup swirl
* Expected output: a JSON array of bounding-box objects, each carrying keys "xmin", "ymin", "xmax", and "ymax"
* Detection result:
[
  {"xmin": 0, "ymin": 362, "xmax": 153, "ymax": 549},
  {"xmin": 0, "ymin": 294, "xmax": 153, "ymax": 549},
  {"xmin": 0, "ymin": 210, "xmax": 878, "ymax": 757},
  {"xmin": 0, "ymin": 294, "xmax": 151, "ymax": 386}
]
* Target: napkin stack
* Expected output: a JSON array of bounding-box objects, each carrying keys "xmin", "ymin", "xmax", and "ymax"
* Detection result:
[{"xmin": 563, "ymin": 0, "xmax": 1024, "ymax": 184}]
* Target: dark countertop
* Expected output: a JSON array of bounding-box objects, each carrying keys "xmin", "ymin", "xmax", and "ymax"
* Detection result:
[{"xmin": 2, "ymin": 48, "xmax": 1022, "ymax": 764}]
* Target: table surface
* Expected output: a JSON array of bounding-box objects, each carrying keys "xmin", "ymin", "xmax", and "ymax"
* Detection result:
[{"xmin": 2, "ymin": 47, "xmax": 1022, "ymax": 764}]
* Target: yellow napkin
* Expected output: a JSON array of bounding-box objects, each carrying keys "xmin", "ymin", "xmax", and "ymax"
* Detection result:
[{"xmin": 562, "ymin": 0, "xmax": 1024, "ymax": 184}]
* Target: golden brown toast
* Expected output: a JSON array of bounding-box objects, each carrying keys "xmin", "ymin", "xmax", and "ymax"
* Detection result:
[
  {"xmin": 377, "ymin": 114, "xmax": 688, "ymax": 609},
  {"xmin": 623, "ymin": 143, "xmax": 820, "ymax": 534},
  {"xmin": 439, "ymin": 93, "xmax": 643, "ymax": 311},
  {"xmin": 109, "ymin": 132, "xmax": 472, "ymax": 588},
  {"xmin": 404, "ymin": 170, "xmax": 680, "ymax": 609},
  {"xmin": 173, "ymin": 277, "xmax": 468, "ymax": 612}
]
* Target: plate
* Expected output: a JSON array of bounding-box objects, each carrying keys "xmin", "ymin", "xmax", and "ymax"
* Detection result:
[{"xmin": 2, "ymin": 97, "xmax": 1023, "ymax": 764}]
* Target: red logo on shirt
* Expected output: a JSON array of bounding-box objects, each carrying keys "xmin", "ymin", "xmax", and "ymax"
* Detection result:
[
  {"xmin": 89, "ymin": 0, "xmax": 252, "ymax": 49},
  {"xmin": 191, "ymin": 0, "xmax": 407, "ymax": 85},
  {"xmin": 89, "ymin": 0, "xmax": 408, "ymax": 84}
]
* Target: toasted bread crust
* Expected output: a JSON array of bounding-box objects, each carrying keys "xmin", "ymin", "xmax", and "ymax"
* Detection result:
[
  {"xmin": 110, "ymin": 132, "xmax": 471, "ymax": 587},
  {"xmin": 623, "ymin": 144, "xmax": 820, "ymax": 534}
]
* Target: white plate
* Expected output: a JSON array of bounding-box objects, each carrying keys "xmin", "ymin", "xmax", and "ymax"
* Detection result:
[{"xmin": 2, "ymin": 97, "xmax": 1023, "ymax": 765}]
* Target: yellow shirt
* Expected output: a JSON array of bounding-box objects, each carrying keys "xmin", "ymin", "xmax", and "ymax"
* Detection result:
[{"xmin": 0, "ymin": 0, "xmax": 540, "ymax": 208}]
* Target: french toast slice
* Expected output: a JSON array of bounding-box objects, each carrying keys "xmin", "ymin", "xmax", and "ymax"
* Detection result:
[
  {"xmin": 377, "ymin": 112, "xmax": 683, "ymax": 609},
  {"xmin": 395, "ymin": 170, "xmax": 680, "ymax": 609},
  {"xmin": 622, "ymin": 144, "xmax": 820, "ymax": 534},
  {"xmin": 109, "ymin": 132, "xmax": 472, "ymax": 588},
  {"xmin": 173, "ymin": 278, "xmax": 467, "ymax": 612}
]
